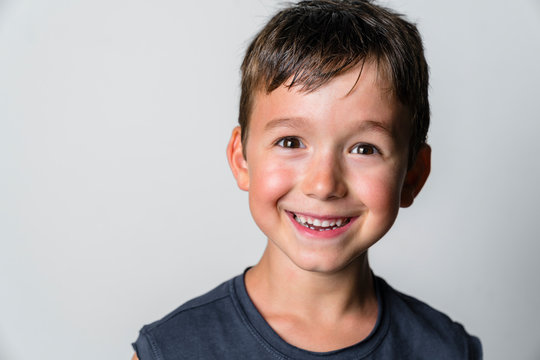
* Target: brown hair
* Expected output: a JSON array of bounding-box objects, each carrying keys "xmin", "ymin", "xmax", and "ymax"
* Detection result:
[{"xmin": 239, "ymin": 0, "xmax": 429, "ymax": 164}]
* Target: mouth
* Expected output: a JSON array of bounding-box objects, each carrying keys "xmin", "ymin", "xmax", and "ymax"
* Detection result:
[{"xmin": 290, "ymin": 212, "xmax": 352, "ymax": 232}]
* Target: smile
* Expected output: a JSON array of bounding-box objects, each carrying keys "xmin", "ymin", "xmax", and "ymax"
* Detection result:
[{"xmin": 292, "ymin": 213, "xmax": 351, "ymax": 231}]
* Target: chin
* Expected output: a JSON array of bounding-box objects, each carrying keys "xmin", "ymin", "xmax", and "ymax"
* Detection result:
[{"xmin": 290, "ymin": 252, "xmax": 364, "ymax": 275}]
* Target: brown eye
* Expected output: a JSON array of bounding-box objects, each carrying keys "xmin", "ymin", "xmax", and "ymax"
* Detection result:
[
  {"xmin": 351, "ymin": 144, "xmax": 379, "ymax": 155},
  {"xmin": 276, "ymin": 137, "xmax": 305, "ymax": 148}
]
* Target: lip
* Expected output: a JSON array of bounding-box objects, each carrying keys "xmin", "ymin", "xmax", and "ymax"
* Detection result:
[{"xmin": 286, "ymin": 211, "xmax": 357, "ymax": 239}]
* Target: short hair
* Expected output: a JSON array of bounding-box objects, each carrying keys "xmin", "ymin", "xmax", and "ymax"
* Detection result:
[{"xmin": 239, "ymin": 0, "xmax": 429, "ymax": 164}]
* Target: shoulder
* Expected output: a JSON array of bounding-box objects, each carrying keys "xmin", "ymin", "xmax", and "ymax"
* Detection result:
[
  {"xmin": 132, "ymin": 276, "xmax": 239, "ymax": 360},
  {"xmin": 150, "ymin": 276, "xmax": 232, "ymax": 329},
  {"xmin": 377, "ymin": 277, "xmax": 482, "ymax": 359}
]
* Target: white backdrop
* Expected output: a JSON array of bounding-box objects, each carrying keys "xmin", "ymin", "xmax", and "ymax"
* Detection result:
[{"xmin": 1, "ymin": 0, "xmax": 539, "ymax": 359}]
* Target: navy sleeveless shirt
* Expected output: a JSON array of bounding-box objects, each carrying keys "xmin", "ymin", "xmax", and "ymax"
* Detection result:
[{"xmin": 133, "ymin": 273, "xmax": 482, "ymax": 359}]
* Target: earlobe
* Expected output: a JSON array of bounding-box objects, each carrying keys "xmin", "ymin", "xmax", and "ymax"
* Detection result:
[
  {"xmin": 226, "ymin": 126, "xmax": 250, "ymax": 191},
  {"xmin": 400, "ymin": 144, "xmax": 431, "ymax": 208}
]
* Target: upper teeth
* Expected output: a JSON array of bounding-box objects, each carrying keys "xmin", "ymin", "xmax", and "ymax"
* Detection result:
[{"xmin": 294, "ymin": 214, "xmax": 347, "ymax": 228}]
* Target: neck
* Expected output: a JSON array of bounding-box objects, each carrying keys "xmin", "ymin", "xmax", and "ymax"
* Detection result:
[{"xmin": 245, "ymin": 242, "xmax": 376, "ymax": 322}]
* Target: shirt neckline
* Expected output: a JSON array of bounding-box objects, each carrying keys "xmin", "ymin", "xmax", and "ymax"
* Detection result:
[{"xmin": 229, "ymin": 269, "xmax": 390, "ymax": 359}]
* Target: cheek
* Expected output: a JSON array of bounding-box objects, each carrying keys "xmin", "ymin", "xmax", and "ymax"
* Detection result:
[
  {"xmin": 353, "ymin": 169, "xmax": 404, "ymax": 214},
  {"xmin": 247, "ymin": 160, "xmax": 298, "ymax": 236},
  {"xmin": 249, "ymin": 160, "xmax": 297, "ymax": 207}
]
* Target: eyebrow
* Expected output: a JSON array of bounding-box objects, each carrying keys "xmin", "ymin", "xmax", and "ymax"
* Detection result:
[
  {"xmin": 264, "ymin": 117, "xmax": 308, "ymax": 131},
  {"xmin": 356, "ymin": 120, "xmax": 394, "ymax": 137},
  {"xmin": 264, "ymin": 117, "xmax": 395, "ymax": 137}
]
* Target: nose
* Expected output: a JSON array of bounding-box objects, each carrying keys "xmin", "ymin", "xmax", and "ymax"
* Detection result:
[{"xmin": 301, "ymin": 152, "xmax": 347, "ymax": 200}]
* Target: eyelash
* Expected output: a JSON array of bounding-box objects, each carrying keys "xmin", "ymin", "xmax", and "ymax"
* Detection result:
[
  {"xmin": 350, "ymin": 143, "xmax": 380, "ymax": 155},
  {"xmin": 275, "ymin": 136, "xmax": 306, "ymax": 149},
  {"xmin": 275, "ymin": 137, "xmax": 380, "ymax": 155}
]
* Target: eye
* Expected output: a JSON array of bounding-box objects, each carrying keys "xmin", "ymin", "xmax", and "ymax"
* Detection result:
[
  {"xmin": 276, "ymin": 137, "xmax": 305, "ymax": 149},
  {"xmin": 350, "ymin": 143, "xmax": 379, "ymax": 155}
]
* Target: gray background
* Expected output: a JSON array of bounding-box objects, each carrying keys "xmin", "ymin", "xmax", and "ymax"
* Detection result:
[{"xmin": 1, "ymin": 0, "xmax": 539, "ymax": 359}]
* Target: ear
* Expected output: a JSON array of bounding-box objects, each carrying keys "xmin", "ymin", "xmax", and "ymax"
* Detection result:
[
  {"xmin": 226, "ymin": 126, "xmax": 250, "ymax": 191},
  {"xmin": 400, "ymin": 144, "xmax": 431, "ymax": 208}
]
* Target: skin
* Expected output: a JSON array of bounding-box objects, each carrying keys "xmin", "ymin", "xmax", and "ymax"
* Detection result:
[
  {"xmin": 131, "ymin": 62, "xmax": 430, "ymax": 358},
  {"xmin": 228, "ymin": 62, "xmax": 430, "ymax": 352}
]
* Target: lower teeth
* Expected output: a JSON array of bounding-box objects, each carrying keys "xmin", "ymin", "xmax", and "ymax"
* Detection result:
[{"xmin": 305, "ymin": 224, "xmax": 338, "ymax": 231}]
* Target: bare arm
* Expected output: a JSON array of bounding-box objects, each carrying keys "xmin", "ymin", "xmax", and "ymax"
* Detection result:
[{"xmin": 131, "ymin": 353, "xmax": 139, "ymax": 360}]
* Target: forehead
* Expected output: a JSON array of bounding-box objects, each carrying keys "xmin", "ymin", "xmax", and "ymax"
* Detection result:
[{"xmin": 249, "ymin": 62, "xmax": 410, "ymax": 141}]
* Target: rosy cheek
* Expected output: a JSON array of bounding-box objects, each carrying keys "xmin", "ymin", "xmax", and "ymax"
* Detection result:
[
  {"xmin": 251, "ymin": 161, "xmax": 297, "ymax": 203},
  {"xmin": 354, "ymin": 172, "xmax": 402, "ymax": 213},
  {"xmin": 248, "ymin": 161, "xmax": 297, "ymax": 235}
]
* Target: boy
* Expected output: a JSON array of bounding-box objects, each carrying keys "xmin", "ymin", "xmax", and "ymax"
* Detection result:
[{"xmin": 132, "ymin": 0, "xmax": 482, "ymax": 358}]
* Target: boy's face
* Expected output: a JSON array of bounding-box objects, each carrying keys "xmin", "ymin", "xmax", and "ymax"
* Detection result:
[{"xmin": 228, "ymin": 62, "xmax": 430, "ymax": 273}]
